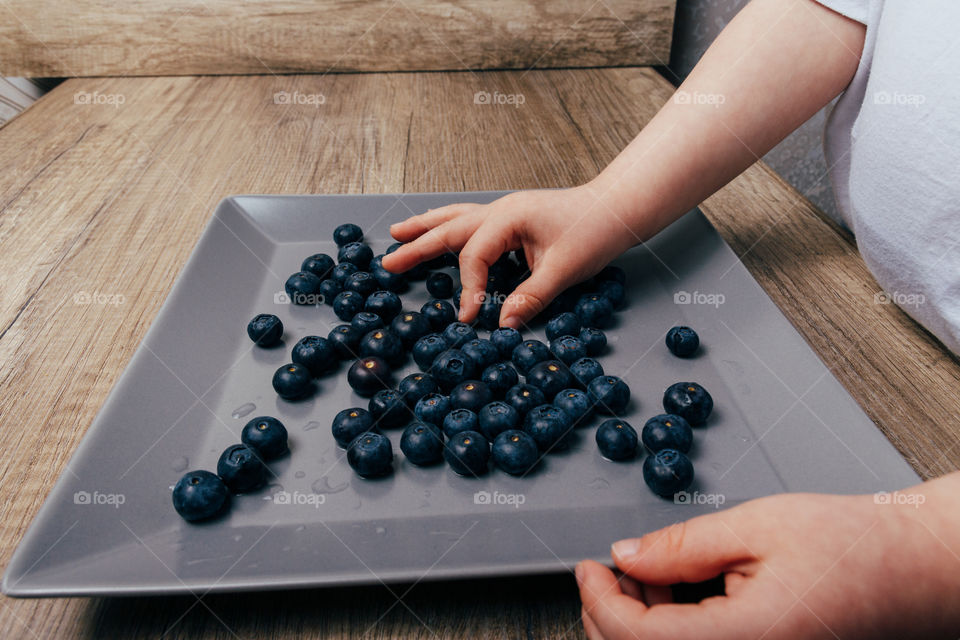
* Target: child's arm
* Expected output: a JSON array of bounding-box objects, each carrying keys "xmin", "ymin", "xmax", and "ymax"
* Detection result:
[{"xmin": 382, "ymin": 0, "xmax": 865, "ymax": 328}]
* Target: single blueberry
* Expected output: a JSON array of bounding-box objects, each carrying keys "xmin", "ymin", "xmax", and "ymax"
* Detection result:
[
  {"xmin": 579, "ymin": 327, "xmax": 607, "ymax": 356},
  {"xmin": 665, "ymin": 326, "xmax": 700, "ymax": 358},
  {"xmin": 453, "ymin": 286, "xmax": 462, "ymax": 308},
  {"xmin": 347, "ymin": 357, "xmax": 392, "ymax": 396},
  {"xmin": 569, "ymin": 357, "xmax": 604, "ymax": 388},
  {"xmin": 504, "ymin": 383, "xmax": 546, "ymax": 417},
  {"xmin": 368, "ymin": 389, "xmax": 411, "ymax": 429},
  {"xmin": 272, "ymin": 363, "xmax": 313, "ymax": 400},
  {"xmin": 247, "ymin": 313, "xmax": 283, "ymax": 347},
  {"xmin": 414, "ymin": 392, "xmax": 451, "ymax": 427},
  {"xmin": 449, "ymin": 380, "xmax": 493, "ymax": 413},
  {"xmin": 511, "ymin": 339, "xmax": 552, "ymax": 375},
  {"xmin": 216, "ymin": 444, "xmax": 267, "ymax": 493},
  {"xmin": 595, "ymin": 419, "xmax": 638, "ymax": 461},
  {"xmin": 398, "ymin": 372, "xmax": 439, "ymax": 407},
  {"xmin": 351, "ymin": 311, "xmax": 384, "ymax": 334},
  {"xmin": 430, "ymin": 348, "xmax": 477, "ymax": 391},
  {"xmin": 344, "ymin": 271, "xmax": 378, "ymax": 297},
  {"xmin": 333, "ymin": 223, "xmax": 363, "ymax": 247},
  {"xmin": 172, "ymin": 470, "xmax": 229, "ymax": 522},
  {"xmin": 480, "ymin": 362, "xmax": 520, "ymax": 398},
  {"xmin": 400, "ymin": 422, "xmax": 445, "ymax": 466},
  {"xmin": 575, "ymin": 293, "xmax": 614, "ymax": 328},
  {"xmin": 412, "ymin": 333, "xmax": 450, "ymax": 370},
  {"xmin": 545, "ymin": 312, "xmax": 581, "ymax": 342},
  {"xmin": 421, "ymin": 299, "xmax": 457, "ymax": 330},
  {"xmin": 526, "ymin": 360, "xmax": 573, "ymax": 399},
  {"xmin": 370, "ymin": 255, "xmax": 408, "ymax": 292},
  {"xmin": 285, "ymin": 271, "xmax": 323, "ymax": 305},
  {"xmin": 426, "ymin": 272, "xmax": 455, "ymax": 299},
  {"xmin": 391, "ymin": 311, "xmax": 432, "ymax": 347},
  {"xmin": 337, "ymin": 241, "xmax": 373, "ymax": 270},
  {"xmin": 347, "ymin": 432, "xmax": 393, "ymax": 478},
  {"xmin": 662, "ymin": 382, "xmax": 713, "ymax": 425},
  {"xmin": 328, "ymin": 323, "xmax": 362, "ymax": 360},
  {"xmin": 587, "ymin": 375, "xmax": 631, "ymax": 415},
  {"xmin": 241, "ymin": 416, "xmax": 289, "ymax": 459},
  {"xmin": 333, "ymin": 290, "xmax": 365, "ymax": 321},
  {"xmin": 523, "ymin": 404, "xmax": 574, "ymax": 452},
  {"xmin": 442, "ymin": 408, "xmax": 479, "ymax": 438},
  {"xmin": 358, "ymin": 328, "xmax": 405, "ymax": 367},
  {"xmin": 542, "ymin": 287, "xmax": 580, "ymax": 318},
  {"xmin": 478, "ymin": 401, "xmax": 520, "ymax": 440},
  {"xmin": 318, "ymin": 278, "xmax": 343, "ymax": 304},
  {"xmin": 491, "ymin": 430, "xmax": 539, "ymax": 475},
  {"xmin": 330, "ymin": 262, "xmax": 359, "ymax": 284},
  {"xmin": 291, "ymin": 335, "xmax": 336, "ymax": 376},
  {"xmin": 475, "ymin": 294, "xmax": 502, "ymax": 330},
  {"xmin": 549, "ymin": 335, "xmax": 587, "ymax": 365},
  {"xmin": 642, "ymin": 414, "xmax": 693, "ymax": 453},
  {"xmin": 364, "ymin": 290, "xmax": 402, "ymax": 322},
  {"xmin": 553, "ymin": 388, "xmax": 593, "ymax": 426},
  {"xmin": 444, "ymin": 430, "xmax": 490, "ymax": 476},
  {"xmin": 331, "ymin": 408, "xmax": 377, "ymax": 448},
  {"xmin": 597, "ymin": 280, "xmax": 626, "ymax": 310},
  {"xmin": 442, "ymin": 322, "xmax": 478, "ymax": 349},
  {"xmin": 490, "ymin": 326, "xmax": 523, "ymax": 359},
  {"xmin": 643, "ymin": 449, "xmax": 694, "ymax": 498},
  {"xmin": 301, "ymin": 253, "xmax": 335, "ymax": 280},
  {"xmin": 461, "ymin": 338, "xmax": 499, "ymax": 371}
]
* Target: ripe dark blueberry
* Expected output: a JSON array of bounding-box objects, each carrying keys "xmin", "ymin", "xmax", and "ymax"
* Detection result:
[
  {"xmin": 370, "ymin": 255, "xmax": 407, "ymax": 292},
  {"xmin": 596, "ymin": 265, "xmax": 626, "ymax": 285},
  {"xmin": 301, "ymin": 253, "xmax": 335, "ymax": 280},
  {"xmin": 333, "ymin": 290, "xmax": 366, "ymax": 321},
  {"xmin": 545, "ymin": 312, "xmax": 581, "ymax": 342},
  {"xmin": 216, "ymin": 444, "xmax": 267, "ymax": 493},
  {"xmin": 579, "ymin": 327, "xmax": 607, "ymax": 356},
  {"xmin": 527, "ymin": 360, "xmax": 573, "ymax": 399},
  {"xmin": 347, "ymin": 432, "xmax": 393, "ymax": 478},
  {"xmin": 344, "ymin": 271, "xmax": 378, "ymax": 297},
  {"xmin": 400, "ymin": 422, "xmax": 445, "ymax": 466},
  {"xmin": 318, "ymin": 278, "xmax": 343, "ymax": 304},
  {"xmin": 442, "ymin": 322, "xmax": 478, "ymax": 349},
  {"xmin": 511, "ymin": 339, "xmax": 552, "ymax": 375},
  {"xmin": 426, "ymin": 272, "xmax": 455, "ymax": 299},
  {"xmin": 553, "ymin": 388, "xmax": 593, "ymax": 426},
  {"xmin": 172, "ymin": 470, "xmax": 229, "ymax": 522},
  {"xmin": 523, "ymin": 404, "xmax": 574, "ymax": 452},
  {"xmin": 285, "ymin": 271, "xmax": 323, "ymax": 305},
  {"xmin": 504, "ymin": 383, "xmax": 546, "ymax": 417},
  {"xmin": 412, "ymin": 333, "xmax": 450, "ymax": 370},
  {"xmin": 391, "ymin": 311, "xmax": 432, "ymax": 347},
  {"xmin": 490, "ymin": 326, "xmax": 523, "ymax": 359},
  {"xmin": 241, "ymin": 416, "xmax": 289, "ymax": 459},
  {"xmin": 442, "ymin": 408, "xmax": 479, "ymax": 438},
  {"xmin": 328, "ymin": 323, "xmax": 362, "ymax": 360},
  {"xmin": 430, "ymin": 349, "xmax": 477, "ymax": 391},
  {"xmin": 595, "ymin": 419, "xmax": 638, "ymax": 461},
  {"xmin": 588, "ymin": 375, "xmax": 631, "ymax": 415},
  {"xmin": 247, "ymin": 313, "xmax": 283, "ymax": 347},
  {"xmin": 643, "ymin": 449, "xmax": 694, "ymax": 498},
  {"xmin": 272, "ymin": 363, "xmax": 313, "ymax": 400},
  {"xmin": 347, "ymin": 356, "xmax": 392, "ymax": 396},
  {"xmin": 475, "ymin": 295, "xmax": 502, "ymax": 330},
  {"xmin": 364, "ymin": 290, "xmax": 402, "ymax": 321},
  {"xmin": 575, "ymin": 293, "xmax": 614, "ymax": 328},
  {"xmin": 492, "ymin": 430, "xmax": 539, "ymax": 475},
  {"xmin": 331, "ymin": 262, "xmax": 359, "ymax": 284},
  {"xmin": 550, "ymin": 335, "xmax": 587, "ymax": 365},
  {"xmin": 453, "ymin": 286, "xmax": 462, "ymax": 308},
  {"xmin": 543, "ymin": 287, "xmax": 579, "ymax": 317},
  {"xmin": 478, "ymin": 401, "xmax": 520, "ymax": 439},
  {"xmin": 642, "ymin": 414, "xmax": 693, "ymax": 453},
  {"xmin": 351, "ymin": 311, "xmax": 384, "ymax": 334},
  {"xmin": 597, "ymin": 280, "xmax": 626, "ymax": 310},
  {"xmin": 444, "ymin": 430, "xmax": 490, "ymax": 476},
  {"xmin": 449, "ymin": 380, "xmax": 493, "ymax": 413},
  {"xmin": 665, "ymin": 326, "xmax": 700, "ymax": 358},
  {"xmin": 663, "ymin": 382, "xmax": 713, "ymax": 425},
  {"xmin": 337, "ymin": 241, "xmax": 373, "ymax": 270},
  {"xmin": 415, "ymin": 392, "xmax": 451, "ymax": 427},
  {"xmin": 461, "ymin": 338, "xmax": 499, "ymax": 371},
  {"xmin": 331, "ymin": 408, "xmax": 377, "ymax": 448},
  {"xmin": 421, "ymin": 299, "xmax": 457, "ymax": 330},
  {"xmin": 569, "ymin": 357, "xmax": 604, "ymax": 388},
  {"xmin": 481, "ymin": 362, "xmax": 520, "ymax": 397},
  {"xmin": 333, "ymin": 223, "xmax": 363, "ymax": 247},
  {"xmin": 359, "ymin": 328, "xmax": 404, "ymax": 367},
  {"xmin": 291, "ymin": 335, "xmax": 336, "ymax": 376},
  {"xmin": 368, "ymin": 389, "xmax": 411, "ymax": 429},
  {"xmin": 397, "ymin": 373, "xmax": 438, "ymax": 408}
]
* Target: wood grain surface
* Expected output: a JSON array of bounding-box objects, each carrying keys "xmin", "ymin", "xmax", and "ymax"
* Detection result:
[
  {"xmin": 0, "ymin": 0, "xmax": 675, "ymax": 77},
  {"xmin": 0, "ymin": 68, "xmax": 958, "ymax": 638}
]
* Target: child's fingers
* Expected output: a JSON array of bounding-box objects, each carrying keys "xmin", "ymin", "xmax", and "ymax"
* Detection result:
[
  {"xmin": 456, "ymin": 218, "xmax": 516, "ymax": 323},
  {"xmin": 577, "ymin": 560, "xmax": 648, "ymax": 640},
  {"xmin": 389, "ymin": 204, "xmax": 472, "ymax": 242},
  {"xmin": 580, "ymin": 607, "xmax": 607, "ymax": 640},
  {"xmin": 498, "ymin": 254, "xmax": 571, "ymax": 328},
  {"xmin": 381, "ymin": 216, "xmax": 478, "ymax": 274}
]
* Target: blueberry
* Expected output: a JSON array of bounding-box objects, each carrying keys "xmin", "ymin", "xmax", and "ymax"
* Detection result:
[
  {"xmin": 412, "ymin": 333, "xmax": 450, "ymax": 370},
  {"xmin": 370, "ymin": 255, "xmax": 407, "ymax": 292},
  {"xmin": 579, "ymin": 327, "xmax": 607, "ymax": 356},
  {"xmin": 172, "ymin": 470, "xmax": 230, "ymax": 522},
  {"xmin": 331, "ymin": 262, "xmax": 359, "ymax": 284},
  {"xmin": 331, "ymin": 408, "xmax": 377, "ymax": 448},
  {"xmin": 642, "ymin": 414, "xmax": 693, "ymax": 453},
  {"xmin": 430, "ymin": 348, "xmax": 477, "ymax": 391},
  {"xmin": 398, "ymin": 372, "xmax": 438, "ymax": 408},
  {"xmin": 663, "ymin": 382, "xmax": 713, "ymax": 425},
  {"xmin": 595, "ymin": 265, "xmax": 626, "ymax": 285},
  {"xmin": 453, "ymin": 286, "xmax": 462, "ymax": 308},
  {"xmin": 347, "ymin": 432, "xmax": 393, "ymax": 478},
  {"xmin": 553, "ymin": 388, "xmax": 593, "ymax": 426},
  {"xmin": 318, "ymin": 278, "xmax": 343, "ymax": 304},
  {"xmin": 247, "ymin": 313, "xmax": 283, "ymax": 347},
  {"xmin": 241, "ymin": 416, "xmax": 289, "ymax": 459},
  {"xmin": 480, "ymin": 362, "xmax": 519, "ymax": 397},
  {"xmin": 569, "ymin": 357, "xmax": 604, "ymax": 388},
  {"xmin": 333, "ymin": 223, "xmax": 363, "ymax": 247},
  {"xmin": 545, "ymin": 312, "xmax": 581, "ymax": 342},
  {"xmin": 301, "ymin": 253, "xmax": 335, "ymax": 280},
  {"xmin": 504, "ymin": 383, "xmax": 546, "ymax": 417},
  {"xmin": 426, "ymin": 272, "xmax": 455, "ymax": 299},
  {"xmin": 391, "ymin": 311, "xmax": 432, "ymax": 347},
  {"xmin": 444, "ymin": 430, "xmax": 490, "ymax": 476},
  {"xmin": 344, "ymin": 271, "xmax": 378, "ymax": 297},
  {"xmin": 368, "ymin": 389, "xmax": 411, "ymax": 429},
  {"xmin": 442, "ymin": 322, "xmax": 478, "ymax": 348},
  {"xmin": 549, "ymin": 335, "xmax": 587, "ymax": 365},
  {"xmin": 364, "ymin": 290, "xmax": 402, "ymax": 321},
  {"xmin": 272, "ymin": 363, "xmax": 313, "ymax": 400},
  {"xmin": 523, "ymin": 404, "xmax": 574, "ymax": 452},
  {"xmin": 359, "ymin": 328, "xmax": 405, "ymax": 367},
  {"xmin": 490, "ymin": 326, "xmax": 523, "ymax": 359},
  {"xmin": 449, "ymin": 380, "xmax": 493, "ymax": 412},
  {"xmin": 400, "ymin": 422, "xmax": 445, "ymax": 466},
  {"xmin": 597, "ymin": 280, "xmax": 626, "ymax": 310},
  {"xmin": 542, "ymin": 287, "xmax": 579, "ymax": 318},
  {"xmin": 285, "ymin": 271, "xmax": 323, "ymax": 305},
  {"xmin": 347, "ymin": 356, "xmax": 392, "ymax": 396},
  {"xmin": 216, "ymin": 444, "xmax": 267, "ymax": 493},
  {"xmin": 351, "ymin": 311, "xmax": 384, "ymax": 334},
  {"xmin": 291, "ymin": 335, "xmax": 336, "ymax": 376},
  {"xmin": 595, "ymin": 419, "xmax": 638, "ymax": 461},
  {"xmin": 461, "ymin": 338, "xmax": 499, "ymax": 371},
  {"xmin": 442, "ymin": 408, "xmax": 479, "ymax": 438},
  {"xmin": 575, "ymin": 293, "xmax": 614, "ymax": 328},
  {"xmin": 665, "ymin": 326, "xmax": 700, "ymax": 358},
  {"xmin": 421, "ymin": 299, "xmax": 457, "ymax": 330},
  {"xmin": 415, "ymin": 392, "xmax": 451, "ymax": 427},
  {"xmin": 527, "ymin": 360, "xmax": 573, "ymax": 399},
  {"xmin": 328, "ymin": 323, "xmax": 362, "ymax": 359},
  {"xmin": 333, "ymin": 290, "xmax": 365, "ymax": 321},
  {"xmin": 491, "ymin": 430, "xmax": 539, "ymax": 475},
  {"xmin": 643, "ymin": 449, "xmax": 694, "ymax": 498},
  {"xmin": 587, "ymin": 375, "xmax": 631, "ymax": 415},
  {"xmin": 337, "ymin": 241, "xmax": 373, "ymax": 270},
  {"xmin": 478, "ymin": 401, "xmax": 520, "ymax": 439},
  {"xmin": 475, "ymin": 295, "xmax": 502, "ymax": 330},
  {"xmin": 511, "ymin": 339, "xmax": 552, "ymax": 375}
]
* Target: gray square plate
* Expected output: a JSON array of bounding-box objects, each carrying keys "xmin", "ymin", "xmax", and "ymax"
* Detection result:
[{"xmin": 3, "ymin": 192, "xmax": 919, "ymax": 597}]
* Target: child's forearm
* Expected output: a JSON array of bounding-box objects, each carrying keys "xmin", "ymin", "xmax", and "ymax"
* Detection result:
[{"xmin": 587, "ymin": 0, "xmax": 866, "ymax": 247}]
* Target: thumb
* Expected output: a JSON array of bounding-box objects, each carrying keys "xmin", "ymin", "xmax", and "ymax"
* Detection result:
[{"xmin": 499, "ymin": 254, "xmax": 572, "ymax": 329}]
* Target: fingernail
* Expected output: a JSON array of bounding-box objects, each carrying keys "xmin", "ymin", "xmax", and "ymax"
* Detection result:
[
  {"xmin": 611, "ymin": 539, "xmax": 639, "ymax": 559},
  {"xmin": 501, "ymin": 315, "xmax": 519, "ymax": 329},
  {"xmin": 575, "ymin": 562, "xmax": 584, "ymax": 586}
]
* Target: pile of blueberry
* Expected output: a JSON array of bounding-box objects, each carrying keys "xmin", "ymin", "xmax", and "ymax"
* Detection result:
[{"xmin": 173, "ymin": 222, "xmax": 715, "ymax": 521}]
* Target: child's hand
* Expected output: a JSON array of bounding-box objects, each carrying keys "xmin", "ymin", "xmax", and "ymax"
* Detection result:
[
  {"xmin": 380, "ymin": 187, "xmax": 636, "ymax": 329},
  {"xmin": 577, "ymin": 477, "xmax": 960, "ymax": 639}
]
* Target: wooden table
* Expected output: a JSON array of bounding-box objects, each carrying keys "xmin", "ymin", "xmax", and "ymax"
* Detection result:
[{"xmin": 1, "ymin": 67, "xmax": 958, "ymax": 638}]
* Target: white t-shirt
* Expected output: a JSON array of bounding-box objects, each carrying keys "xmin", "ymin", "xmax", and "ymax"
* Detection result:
[{"xmin": 816, "ymin": 0, "xmax": 960, "ymax": 354}]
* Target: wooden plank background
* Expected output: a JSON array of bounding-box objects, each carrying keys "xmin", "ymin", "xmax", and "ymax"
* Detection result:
[{"xmin": 0, "ymin": 0, "xmax": 676, "ymax": 77}]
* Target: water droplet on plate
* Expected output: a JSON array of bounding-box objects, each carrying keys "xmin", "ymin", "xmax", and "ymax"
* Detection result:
[
  {"xmin": 295, "ymin": 524, "xmax": 306, "ymax": 532},
  {"xmin": 303, "ymin": 421, "xmax": 321, "ymax": 431},
  {"xmin": 312, "ymin": 476, "xmax": 349, "ymax": 495},
  {"xmin": 232, "ymin": 534, "xmax": 242, "ymax": 542},
  {"xmin": 231, "ymin": 402, "xmax": 256, "ymax": 419},
  {"xmin": 171, "ymin": 456, "xmax": 189, "ymax": 472},
  {"xmin": 588, "ymin": 477, "xmax": 611, "ymax": 490},
  {"xmin": 294, "ymin": 470, "xmax": 305, "ymax": 479},
  {"xmin": 375, "ymin": 526, "xmax": 386, "ymax": 535}
]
